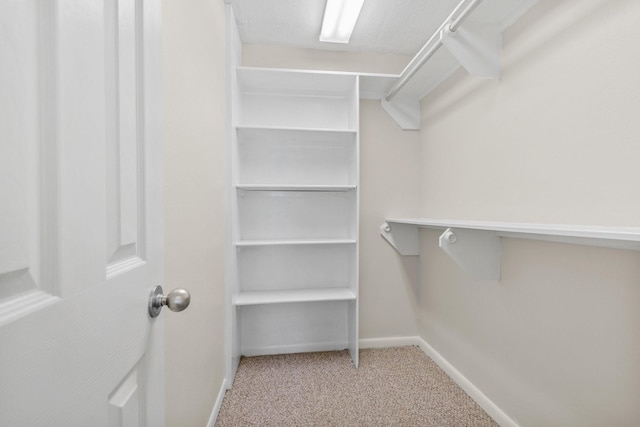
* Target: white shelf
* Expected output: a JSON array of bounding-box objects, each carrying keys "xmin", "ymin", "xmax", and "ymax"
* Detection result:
[
  {"xmin": 375, "ymin": 0, "xmax": 541, "ymax": 130},
  {"xmin": 236, "ymin": 126, "xmax": 357, "ymax": 187},
  {"xmin": 237, "ymin": 184, "xmax": 356, "ymax": 192},
  {"xmin": 235, "ymin": 288, "xmax": 356, "ymax": 306},
  {"xmin": 381, "ymin": 218, "xmax": 640, "ymax": 280},
  {"xmin": 238, "ymin": 189, "xmax": 356, "ymax": 241},
  {"xmin": 236, "ymin": 66, "xmax": 358, "ymax": 97},
  {"xmin": 235, "ymin": 125, "xmax": 357, "ymax": 134},
  {"xmin": 236, "ymin": 239, "xmax": 356, "ymax": 247},
  {"xmin": 384, "ymin": 218, "xmax": 640, "ymax": 249},
  {"xmin": 236, "ymin": 67, "xmax": 358, "ymax": 130}
]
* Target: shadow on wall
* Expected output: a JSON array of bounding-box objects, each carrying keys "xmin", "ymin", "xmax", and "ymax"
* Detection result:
[
  {"xmin": 503, "ymin": 0, "xmax": 626, "ymax": 73},
  {"xmin": 400, "ymin": 254, "xmax": 420, "ymax": 301},
  {"xmin": 421, "ymin": 0, "xmax": 627, "ymax": 125}
]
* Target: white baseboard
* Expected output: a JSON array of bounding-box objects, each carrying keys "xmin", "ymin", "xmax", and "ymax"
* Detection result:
[
  {"xmin": 206, "ymin": 377, "xmax": 230, "ymax": 427},
  {"xmin": 360, "ymin": 336, "xmax": 518, "ymax": 427},
  {"xmin": 359, "ymin": 336, "xmax": 422, "ymax": 349},
  {"xmin": 414, "ymin": 337, "xmax": 518, "ymax": 427}
]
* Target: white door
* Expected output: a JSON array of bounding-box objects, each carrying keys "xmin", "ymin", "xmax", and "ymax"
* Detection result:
[{"xmin": 0, "ymin": 0, "xmax": 165, "ymax": 425}]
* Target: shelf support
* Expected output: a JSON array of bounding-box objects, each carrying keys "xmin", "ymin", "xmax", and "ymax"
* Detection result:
[
  {"xmin": 380, "ymin": 222, "xmax": 419, "ymax": 255},
  {"xmin": 441, "ymin": 21, "xmax": 502, "ymax": 79},
  {"xmin": 438, "ymin": 228, "xmax": 501, "ymax": 280},
  {"xmin": 380, "ymin": 223, "xmax": 501, "ymax": 280},
  {"xmin": 380, "ymin": 97, "xmax": 421, "ymax": 131},
  {"xmin": 381, "ymin": 218, "xmax": 640, "ymax": 280}
]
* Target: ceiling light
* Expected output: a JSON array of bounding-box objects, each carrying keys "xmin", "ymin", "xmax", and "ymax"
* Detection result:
[{"xmin": 319, "ymin": 0, "xmax": 365, "ymax": 44}]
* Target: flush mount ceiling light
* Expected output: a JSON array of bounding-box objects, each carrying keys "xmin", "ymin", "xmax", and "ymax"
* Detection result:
[{"xmin": 319, "ymin": 0, "xmax": 365, "ymax": 43}]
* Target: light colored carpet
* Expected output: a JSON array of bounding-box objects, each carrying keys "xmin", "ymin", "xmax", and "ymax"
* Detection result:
[{"xmin": 216, "ymin": 346, "xmax": 498, "ymax": 426}]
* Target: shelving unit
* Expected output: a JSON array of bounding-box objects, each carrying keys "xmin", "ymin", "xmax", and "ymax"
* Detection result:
[
  {"xmin": 381, "ymin": 218, "xmax": 640, "ymax": 280},
  {"xmin": 229, "ymin": 66, "xmax": 359, "ymax": 368}
]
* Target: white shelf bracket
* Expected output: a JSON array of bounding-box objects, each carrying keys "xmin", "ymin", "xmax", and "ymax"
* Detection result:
[
  {"xmin": 380, "ymin": 222, "xmax": 419, "ymax": 256},
  {"xmin": 380, "ymin": 97, "xmax": 421, "ymax": 131},
  {"xmin": 441, "ymin": 21, "xmax": 502, "ymax": 79},
  {"xmin": 438, "ymin": 227, "xmax": 501, "ymax": 280}
]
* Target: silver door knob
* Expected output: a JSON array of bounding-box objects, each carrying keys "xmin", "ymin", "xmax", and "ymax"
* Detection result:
[{"xmin": 148, "ymin": 285, "xmax": 191, "ymax": 318}]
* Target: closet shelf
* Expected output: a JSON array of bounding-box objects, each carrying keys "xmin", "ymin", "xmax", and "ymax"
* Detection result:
[
  {"xmin": 235, "ymin": 288, "xmax": 356, "ymax": 306},
  {"xmin": 236, "ymin": 238, "xmax": 357, "ymax": 247},
  {"xmin": 372, "ymin": 0, "xmax": 541, "ymax": 130},
  {"xmin": 236, "ymin": 184, "xmax": 356, "ymax": 192},
  {"xmin": 235, "ymin": 125, "xmax": 357, "ymax": 134},
  {"xmin": 237, "ymin": 66, "xmax": 358, "ymax": 97},
  {"xmin": 380, "ymin": 218, "xmax": 640, "ymax": 280}
]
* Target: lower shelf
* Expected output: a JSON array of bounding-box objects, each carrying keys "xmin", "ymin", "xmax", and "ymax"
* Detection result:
[
  {"xmin": 235, "ymin": 288, "xmax": 356, "ymax": 306},
  {"xmin": 237, "ymin": 299, "xmax": 357, "ymax": 364}
]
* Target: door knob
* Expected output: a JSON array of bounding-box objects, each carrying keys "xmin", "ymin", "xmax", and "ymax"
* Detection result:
[{"xmin": 148, "ymin": 285, "xmax": 191, "ymax": 318}]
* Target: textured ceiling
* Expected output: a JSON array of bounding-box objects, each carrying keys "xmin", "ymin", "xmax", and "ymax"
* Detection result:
[{"xmin": 230, "ymin": 0, "xmax": 464, "ymax": 55}]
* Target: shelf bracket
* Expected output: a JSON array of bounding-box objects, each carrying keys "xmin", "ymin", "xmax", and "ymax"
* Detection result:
[
  {"xmin": 380, "ymin": 97, "xmax": 421, "ymax": 131},
  {"xmin": 380, "ymin": 222, "xmax": 419, "ymax": 256},
  {"xmin": 438, "ymin": 227, "xmax": 501, "ymax": 280},
  {"xmin": 441, "ymin": 21, "xmax": 502, "ymax": 79},
  {"xmin": 381, "ymin": 222, "xmax": 501, "ymax": 280}
]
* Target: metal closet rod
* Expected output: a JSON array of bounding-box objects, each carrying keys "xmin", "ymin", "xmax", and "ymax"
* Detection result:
[{"xmin": 385, "ymin": 0, "xmax": 485, "ymax": 102}]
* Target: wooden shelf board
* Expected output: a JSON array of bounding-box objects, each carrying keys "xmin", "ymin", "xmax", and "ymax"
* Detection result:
[
  {"xmin": 235, "ymin": 288, "xmax": 356, "ymax": 306},
  {"xmin": 384, "ymin": 218, "xmax": 640, "ymax": 251},
  {"xmin": 235, "ymin": 125, "xmax": 357, "ymax": 134},
  {"xmin": 236, "ymin": 239, "xmax": 357, "ymax": 247},
  {"xmin": 236, "ymin": 184, "xmax": 356, "ymax": 192},
  {"xmin": 236, "ymin": 66, "xmax": 357, "ymax": 97}
]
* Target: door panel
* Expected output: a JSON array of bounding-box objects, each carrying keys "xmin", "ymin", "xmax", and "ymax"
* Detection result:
[
  {"xmin": 0, "ymin": 0, "xmax": 59, "ymax": 321},
  {"xmin": 0, "ymin": 0, "xmax": 163, "ymax": 425},
  {"xmin": 109, "ymin": 366, "xmax": 143, "ymax": 427},
  {"xmin": 106, "ymin": 0, "xmax": 145, "ymax": 273}
]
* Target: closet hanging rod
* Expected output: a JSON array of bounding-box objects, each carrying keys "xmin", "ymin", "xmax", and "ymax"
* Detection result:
[{"xmin": 385, "ymin": 0, "xmax": 485, "ymax": 102}]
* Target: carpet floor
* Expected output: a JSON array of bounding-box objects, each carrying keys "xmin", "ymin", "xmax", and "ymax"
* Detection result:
[{"xmin": 216, "ymin": 346, "xmax": 498, "ymax": 426}]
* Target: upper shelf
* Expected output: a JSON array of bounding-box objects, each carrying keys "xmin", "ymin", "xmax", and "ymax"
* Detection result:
[
  {"xmin": 391, "ymin": 0, "xmax": 541, "ymax": 101},
  {"xmin": 231, "ymin": 1, "xmax": 543, "ymax": 131},
  {"xmin": 372, "ymin": 0, "xmax": 541, "ymax": 130},
  {"xmin": 380, "ymin": 218, "xmax": 640, "ymax": 280},
  {"xmin": 235, "ymin": 67, "xmax": 359, "ymax": 130},
  {"xmin": 237, "ymin": 66, "xmax": 357, "ymax": 97}
]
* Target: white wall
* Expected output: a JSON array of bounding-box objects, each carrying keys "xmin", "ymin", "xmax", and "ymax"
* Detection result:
[
  {"xmin": 241, "ymin": 45, "xmax": 422, "ymax": 341},
  {"xmin": 242, "ymin": 44, "xmax": 410, "ymax": 75},
  {"xmin": 359, "ymin": 99, "xmax": 421, "ymax": 340},
  {"xmin": 163, "ymin": 0, "xmax": 226, "ymax": 425},
  {"xmin": 417, "ymin": 0, "xmax": 640, "ymax": 425}
]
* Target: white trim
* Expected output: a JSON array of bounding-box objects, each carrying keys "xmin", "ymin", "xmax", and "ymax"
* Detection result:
[
  {"xmin": 206, "ymin": 378, "xmax": 230, "ymax": 427},
  {"xmin": 106, "ymin": 256, "xmax": 146, "ymax": 278},
  {"xmin": 359, "ymin": 336, "xmax": 519, "ymax": 427},
  {"xmin": 0, "ymin": 290, "xmax": 60, "ymax": 327},
  {"xmin": 359, "ymin": 336, "xmax": 423, "ymax": 349},
  {"xmin": 414, "ymin": 337, "xmax": 519, "ymax": 427}
]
